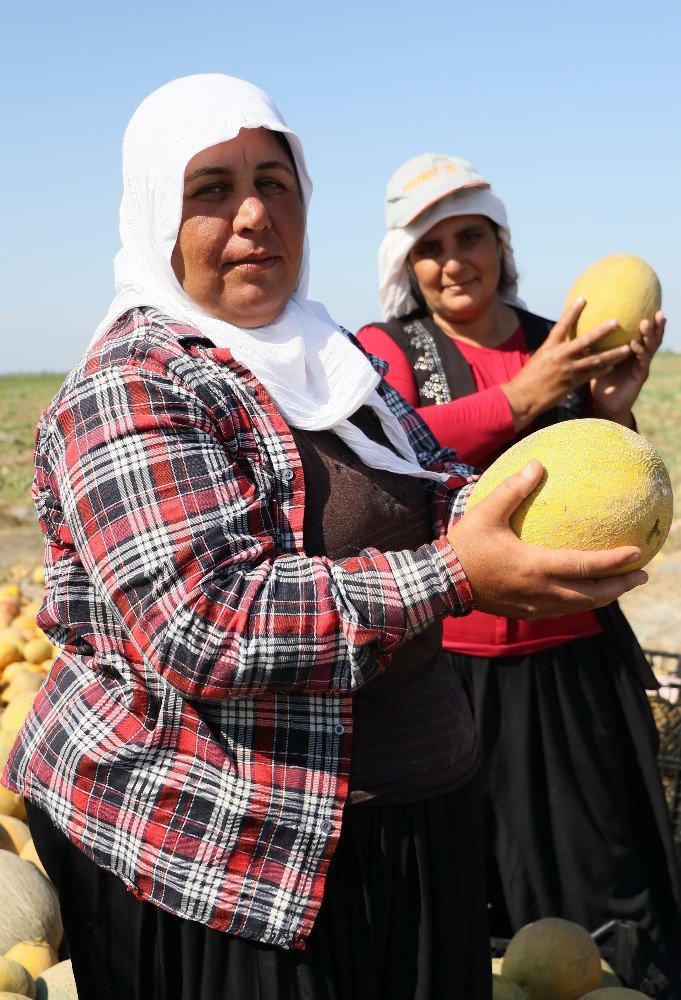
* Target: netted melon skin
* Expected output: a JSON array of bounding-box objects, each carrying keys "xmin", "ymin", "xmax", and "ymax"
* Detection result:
[
  {"xmin": 566, "ymin": 254, "xmax": 662, "ymax": 351},
  {"xmin": 467, "ymin": 419, "xmax": 673, "ymax": 575}
]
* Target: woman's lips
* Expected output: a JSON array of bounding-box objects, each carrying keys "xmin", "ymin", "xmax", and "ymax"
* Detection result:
[
  {"xmin": 444, "ymin": 278, "xmax": 475, "ymax": 292},
  {"xmin": 224, "ymin": 254, "xmax": 279, "ymax": 274}
]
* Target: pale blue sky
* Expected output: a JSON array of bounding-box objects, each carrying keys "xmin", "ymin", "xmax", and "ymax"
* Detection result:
[{"xmin": 2, "ymin": 0, "xmax": 680, "ymax": 373}]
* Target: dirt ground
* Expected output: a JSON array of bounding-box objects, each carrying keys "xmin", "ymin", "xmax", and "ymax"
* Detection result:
[{"xmin": 2, "ymin": 509, "xmax": 680, "ymax": 657}]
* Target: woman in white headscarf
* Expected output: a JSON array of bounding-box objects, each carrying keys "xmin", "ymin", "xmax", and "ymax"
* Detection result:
[
  {"xmin": 3, "ymin": 79, "xmax": 648, "ymax": 1000},
  {"xmin": 357, "ymin": 154, "xmax": 681, "ymax": 996}
]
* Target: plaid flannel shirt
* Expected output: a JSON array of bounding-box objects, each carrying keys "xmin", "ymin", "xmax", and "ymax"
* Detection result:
[{"xmin": 3, "ymin": 307, "xmax": 475, "ymax": 949}]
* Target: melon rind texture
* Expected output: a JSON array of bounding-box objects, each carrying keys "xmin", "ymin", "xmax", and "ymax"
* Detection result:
[
  {"xmin": 466, "ymin": 419, "xmax": 673, "ymax": 575},
  {"xmin": 565, "ymin": 253, "xmax": 661, "ymax": 351}
]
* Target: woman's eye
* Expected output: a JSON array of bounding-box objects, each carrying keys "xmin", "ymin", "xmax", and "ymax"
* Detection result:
[
  {"xmin": 415, "ymin": 242, "xmax": 441, "ymax": 258},
  {"xmin": 256, "ymin": 177, "xmax": 286, "ymax": 193},
  {"xmin": 459, "ymin": 230, "xmax": 482, "ymax": 248},
  {"xmin": 192, "ymin": 183, "xmax": 230, "ymax": 199}
]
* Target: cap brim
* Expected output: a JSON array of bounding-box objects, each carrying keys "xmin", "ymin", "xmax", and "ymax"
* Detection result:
[{"xmin": 400, "ymin": 180, "xmax": 491, "ymax": 228}]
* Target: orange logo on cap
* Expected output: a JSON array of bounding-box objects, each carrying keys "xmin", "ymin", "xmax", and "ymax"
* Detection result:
[{"xmin": 401, "ymin": 162, "xmax": 463, "ymax": 194}]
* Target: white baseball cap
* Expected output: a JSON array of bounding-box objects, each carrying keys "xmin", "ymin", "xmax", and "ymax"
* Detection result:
[{"xmin": 384, "ymin": 153, "xmax": 490, "ymax": 230}]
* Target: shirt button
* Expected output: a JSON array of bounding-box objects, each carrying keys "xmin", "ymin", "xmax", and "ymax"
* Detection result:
[
  {"xmin": 334, "ymin": 724, "xmax": 344, "ymax": 735},
  {"xmin": 283, "ymin": 469, "xmax": 294, "ymax": 481},
  {"xmin": 321, "ymin": 820, "xmax": 333, "ymax": 834}
]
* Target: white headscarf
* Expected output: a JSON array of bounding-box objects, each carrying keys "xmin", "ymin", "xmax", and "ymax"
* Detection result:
[
  {"xmin": 93, "ymin": 74, "xmax": 447, "ymax": 482},
  {"xmin": 379, "ymin": 182, "xmax": 523, "ymax": 321}
]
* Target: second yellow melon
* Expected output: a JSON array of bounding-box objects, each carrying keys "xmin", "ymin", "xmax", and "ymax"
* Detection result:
[{"xmin": 466, "ymin": 419, "xmax": 673, "ymax": 574}]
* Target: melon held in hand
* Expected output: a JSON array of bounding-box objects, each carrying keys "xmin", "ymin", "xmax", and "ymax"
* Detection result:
[
  {"xmin": 565, "ymin": 253, "xmax": 661, "ymax": 351},
  {"xmin": 466, "ymin": 419, "xmax": 672, "ymax": 574}
]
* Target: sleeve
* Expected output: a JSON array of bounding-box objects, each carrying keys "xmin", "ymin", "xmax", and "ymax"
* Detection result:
[
  {"xmin": 357, "ymin": 325, "xmax": 516, "ymax": 466},
  {"xmin": 52, "ymin": 363, "xmax": 473, "ymax": 702}
]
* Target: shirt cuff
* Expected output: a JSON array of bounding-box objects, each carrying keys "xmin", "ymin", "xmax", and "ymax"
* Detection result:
[{"xmin": 430, "ymin": 536, "xmax": 474, "ymax": 617}]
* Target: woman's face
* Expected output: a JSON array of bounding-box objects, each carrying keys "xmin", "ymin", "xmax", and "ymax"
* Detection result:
[
  {"xmin": 171, "ymin": 127, "xmax": 305, "ymax": 328},
  {"xmin": 408, "ymin": 214, "xmax": 503, "ymax": 324}
]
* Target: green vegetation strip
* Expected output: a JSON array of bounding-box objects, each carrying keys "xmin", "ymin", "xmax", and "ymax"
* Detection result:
[{"xmin": 1, "ymin": 354, "xmax": 680, "ymax": 513}]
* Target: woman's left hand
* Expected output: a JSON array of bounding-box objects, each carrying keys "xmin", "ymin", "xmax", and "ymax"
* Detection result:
[{"xmin": 590, "ymin": 311, "xmax": 665, "ymax": 425}]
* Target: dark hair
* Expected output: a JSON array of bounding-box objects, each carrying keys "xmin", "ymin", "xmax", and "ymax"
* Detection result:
[
  {"xmin": 272, "ymin": 131, "xmax": 302, "ymax": 196},
  {"xmin": 487, "ymin": 219, "xmax": 514, "ymax": 295}
]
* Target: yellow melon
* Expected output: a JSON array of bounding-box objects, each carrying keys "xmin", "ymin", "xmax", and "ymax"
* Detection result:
[
  {"xmin": 492, "ymin": 973, "xmax": 527, "ymax": 998},
  {"xmin": 565, "ymin": 254, "xmax": 661, "ymax": 351},
  {"xmin": 0, "ymin": 817, "xmax": 31, "ymax": 855},
  {"xmin": 35, "ymin": 961, "xmax": 77, "ymax": 1000},
  {"xmin": 20, "ymin": 641, "xmax": 52, "ymax": 668},
  {"xmin": 501, "ymin": 917, "xmax": 602, "ymax": 1000},
  {"xmin": 1, "ymin": 693, "xmax": 37, "ymax": 735},
  {"xmin": 0, "ymin": 647, "xmax": 22, "ymax": 673},
  {"xmin": 0, "ymin": 853, "xmax": 63, "ymax": 954},
  {"xmin": 0, "ymin": 789, "xmax": 25, "ymax": 821},
  {"xmin": 3, "ymin": 943, "xmax": 57, "ymax": 981},
  {"xmin": 0, "ymin": 956, "xmax": 36, "ymax": 998},
  {"xmin": 466, "ymin": 419, "xmax": 672, "ymax": 574},
  {"xmin": 18, "ymin": 841, "xmax": 48, "ymax": 881},
  {"xmin": 580, "ymin": 990, "xmax": 649, "ymax": 998},
  {"xmin": 1, "ymin": 672, "xmax": 42, "ymax": 705}
]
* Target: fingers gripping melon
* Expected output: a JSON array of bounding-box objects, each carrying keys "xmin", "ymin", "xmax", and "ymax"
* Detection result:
[
  {"xmin": 466, "ymin": 419, "xmax": 673, "ymax": 574},
  {"xmin": 565, "ymin": 253, "xmax": 661, "ymax": 351}
]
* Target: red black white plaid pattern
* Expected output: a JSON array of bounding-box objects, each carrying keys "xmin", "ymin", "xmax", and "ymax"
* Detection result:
[{"xmin": 3, "ymin": 308, "xmax": 474, "ymax": 948}]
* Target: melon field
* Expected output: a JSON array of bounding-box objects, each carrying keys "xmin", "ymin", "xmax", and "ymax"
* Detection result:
[{"xmin": 1, "ymin": 357, "xmax": 680, "ymax": 651}]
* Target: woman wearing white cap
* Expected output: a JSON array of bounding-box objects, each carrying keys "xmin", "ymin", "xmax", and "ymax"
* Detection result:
[
  {"xmin": 2, "ymin": 82, "xmax": 652, "ymax": 1000},
  {"xmin": 357, "ymin": 153, "xmax": 681, "ymax": 994}
]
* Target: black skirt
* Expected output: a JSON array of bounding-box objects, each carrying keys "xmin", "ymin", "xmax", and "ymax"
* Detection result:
[
  {"xmin": 26, "ymin": 774, "xmax": 490, "ymax": 1000},
  {"xmin": 448, "ymin": 631, "xmax": 681, "ymax": 999}
]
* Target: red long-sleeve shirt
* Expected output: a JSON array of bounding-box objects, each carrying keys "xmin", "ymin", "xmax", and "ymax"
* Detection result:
[{"xmin": 357, "ymin": 322, "xmax": 602, "ymax": 657}]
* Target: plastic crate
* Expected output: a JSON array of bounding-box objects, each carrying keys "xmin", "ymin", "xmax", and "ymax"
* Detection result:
[{"xmin": 646, "ymin": 649, "xmax": 681, "ymax": 857}]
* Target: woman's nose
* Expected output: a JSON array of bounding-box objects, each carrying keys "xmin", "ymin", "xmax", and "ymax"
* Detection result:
[
  {"xmin": 233, "ymin": 196, "xmax": 270, "ymax": 233},
  {"xmin": 442, "ymin": 255, "xmax": 465, "ymax": 276}
]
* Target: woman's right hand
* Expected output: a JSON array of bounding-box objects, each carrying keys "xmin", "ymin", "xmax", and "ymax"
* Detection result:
[
  {"xmin": 502, "ymin": 299, "xmax": 633, "ymax": 431},
  {"xmin": 446, "ymin": 460, "xmax": 647, "ymax": 619}
]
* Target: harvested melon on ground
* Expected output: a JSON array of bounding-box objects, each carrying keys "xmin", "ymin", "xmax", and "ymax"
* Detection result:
[
  {"xmin": 0, "ymin": 956, "xmax": 36, "ymax": 998},
  {"xmin": 19, "ymin": 841, "xmax": 48, "ymax": 881},
  {"xmin": 1, "ymin": 694, "xmax": 38, "ymax": 735},
  {"xmin": 580, "ymin": 990, "xmax": 649, "ymax": 998},
  {"xmin": 466, "ymin": 419, "xmax": 673, "ymax": 574},
  {"xmin": 20, "ymin": 642, "xmax": 52, "ymax": 669},
  {"xmin": 7, "ymin": 621, "xmax": 38, "ymax": 646},
  {"xmin": 0, "ymin": 853, "xmax": 62, "ymax": 954},
  {"xmin": 4, "ymin": 944, "xmax": 57, "ymax": 981},
  {"xmin": 501, "ymin": 917, "xmax": 602, "ymax": 1000},
  {"xmin": 35, "ymin": 960, "xmax": 77, "ymax": 1000},
  {"xmin": 0, "ymin": 790, "xmax": 25, "ymax": 821},
  {"xmin": 565, "ymin": 254, "xmax": 661, "ymax": 351},
  {"xmin": 0, "ymin": 817, "xmax": 31, "ymax": 855},
  {"xmin": 492, "ymin": 973, "xmax": 526, "ymax": 998},
  {"xmin": 0, "ymin": 647, "xmax": 22, "ymax": 673},
  {"xmin": 1, "ymin": 673, "xmax": 43, "ymax": 705}
]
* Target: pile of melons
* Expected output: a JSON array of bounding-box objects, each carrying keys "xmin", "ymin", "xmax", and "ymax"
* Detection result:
[
  {"xmin": 0, "ymin": 572, "xmax": 78, "ymax": 998},
  {"xmin": 492, "ymin": 916, "xmax": 648, "ymax": 998}
]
